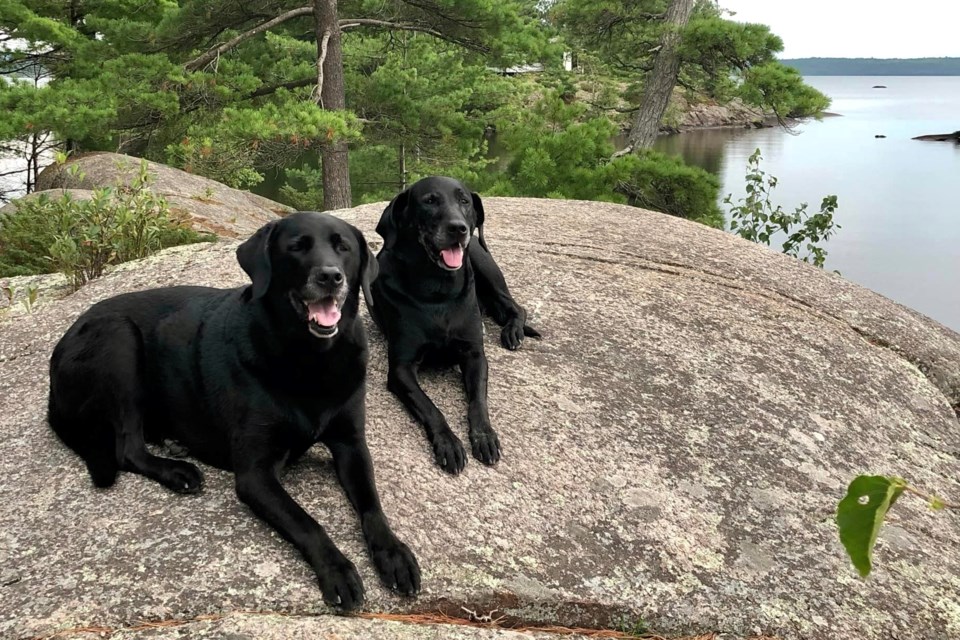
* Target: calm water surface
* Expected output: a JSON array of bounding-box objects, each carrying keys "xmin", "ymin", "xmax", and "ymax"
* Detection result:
[{"xmin": 654, "ymin": 76, "xmax": 960, "ymax": 332}]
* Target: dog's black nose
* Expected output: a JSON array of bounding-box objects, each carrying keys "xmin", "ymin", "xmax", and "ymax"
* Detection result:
[
  {"xmin": 317, "ymin": 266, "xmax": 344, "ymax": 286},
  {"xmin": 448, "ymin": 222, "xmax": 468, "ymax": 238}
]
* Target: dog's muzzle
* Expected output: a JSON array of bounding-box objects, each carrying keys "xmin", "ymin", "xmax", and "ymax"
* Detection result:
[{"xmin": 290, "ymin": 280, "xmax": 348, "ymax": 339}]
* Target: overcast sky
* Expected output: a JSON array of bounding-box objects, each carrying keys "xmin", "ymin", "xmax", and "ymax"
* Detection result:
[{"xmin": 720, "ymin": 1, "xmax": 960, "ymax": 59}]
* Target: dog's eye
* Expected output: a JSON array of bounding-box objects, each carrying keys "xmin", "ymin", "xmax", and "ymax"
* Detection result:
[
  {"xmin": 288, "ymin": 236, "xmax": 312, "ymax": 252},
  {"xmin": 423, "ymin": 195, "xmax": 437, "ymax": 205},
  {"xmin": 332, "ymin": 234, "xmax": 351, "ymax": 253}
]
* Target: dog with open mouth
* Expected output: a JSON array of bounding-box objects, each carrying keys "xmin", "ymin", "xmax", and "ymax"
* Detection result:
[
  {"xmin": 47, "ymin": 212, "xmax": 419, "ymax": 610},
  {"xmin": 369, "ymin": 176, "xmax": 540, "ymax": 474}
]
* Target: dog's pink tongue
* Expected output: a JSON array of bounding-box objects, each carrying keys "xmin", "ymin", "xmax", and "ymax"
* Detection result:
[
  {"xmin": 441, "ymin": 246, "xmax": 464, "ymax": 268},
  {"xmin": 308, "ymin": 300, "xmax": 340, "ymax": 327}
]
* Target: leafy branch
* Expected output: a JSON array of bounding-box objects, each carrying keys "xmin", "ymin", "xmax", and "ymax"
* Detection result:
[{"xmin": 727, "ymin": 148, "xmax": 840, "ymax": 268}]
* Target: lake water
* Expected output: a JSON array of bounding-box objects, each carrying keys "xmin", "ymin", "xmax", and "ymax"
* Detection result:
[{"xmin": 654, "ymin": 76, "xmax": 960, "ymax": 332}]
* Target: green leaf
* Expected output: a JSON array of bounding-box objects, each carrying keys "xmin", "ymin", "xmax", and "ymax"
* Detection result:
[{"xmin": 836, "ymin": 475, "xmax": 906, "ymax": 578}]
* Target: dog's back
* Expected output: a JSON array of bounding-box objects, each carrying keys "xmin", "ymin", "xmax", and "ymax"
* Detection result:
[{"xmin": 48, "ymin": 286, "xmax": 233, "ymax": 487}]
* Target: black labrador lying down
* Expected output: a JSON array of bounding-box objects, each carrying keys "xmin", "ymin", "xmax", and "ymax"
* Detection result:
[
  {"xmin": 370, "ymin": 176, "xmax": 540, "ymax": 475},
  {"xmin": 48, "ymin": 212, "xmax": 419, "ymax": 609}
]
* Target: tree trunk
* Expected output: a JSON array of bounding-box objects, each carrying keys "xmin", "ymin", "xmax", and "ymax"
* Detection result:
[
  {"xmin": 625, "ymin": 0, "xmax": 696, "ymax": 151},
  {"xmin": 313, "ymin": 0, "xmax": 351, "ymax": 210}
]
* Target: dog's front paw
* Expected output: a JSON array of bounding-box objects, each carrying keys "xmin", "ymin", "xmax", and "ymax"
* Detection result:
[
  {"xmin": 470, "ymin": 428, "xmax": 501, "ymax": 465},
  {"xmin": 370, "ymin": 537, "xmax": 421, "ymax": 596},
  {"xmin": 158, "ymin": 460, "xmax": 204, "ymax": 494},
  {"xmin": 501, "ymin": 319, "xmax": 541, "ymax": 350},
  {"xmin": 317, "ymin": 553, "xmax": 365, "ymax": 610},
  {"xmin": 432, "ymin": 430, "xmax": 466, "ymax": 475},
  {"xmin": 500, "ymin": 319, "xmax": 525, "ymax": 351}
]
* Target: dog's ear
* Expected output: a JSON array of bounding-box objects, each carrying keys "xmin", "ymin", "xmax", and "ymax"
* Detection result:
[
  {"xmin": 237, "ymin": 220, "xmax": 279, "ymax": 300},
  {"xmin": 353, "ymin": 226, "xmax": 379, "ymax": 309},
  {"xmin": 376, "ymin": 189, "xmax": 409, "ymax": 251},
  {"xmin": 471, "ymin": 191, "xmax": 488, "ymax": 251}
]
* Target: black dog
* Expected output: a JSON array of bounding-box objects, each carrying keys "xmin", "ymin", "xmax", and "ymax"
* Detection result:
[
  {"xmin": 47, "ymin": 212, "xmax": 419, "ymax": 609},
  {"xmin": 370, "ymin": 176, "xmax": 539, "ymax": 475}
]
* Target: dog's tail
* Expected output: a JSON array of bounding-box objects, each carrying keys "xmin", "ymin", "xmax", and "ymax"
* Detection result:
[{"xmin": 48, "ymin": 347, "xmax": 120, "ymax": 489}]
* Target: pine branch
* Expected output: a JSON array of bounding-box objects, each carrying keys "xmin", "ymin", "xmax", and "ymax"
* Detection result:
[
  {"xmin": 248, "ymin": 77, "xmax": 315, "ymax": 99},
  {"xmin": 339, "ymin": 19, "xmax": 489, "ymax": 52},
  {"xmin": 582, "ymin": 99, "xmax": 641, "ymax": 114},
  {"xmin": 183, "ymin": 9, "xmax": 489, "ymax": 73},
  {"xmin": 397, "ymin": 0, "xmax": 487, "ymax": 30},
  {"xmin": 183, "ymin": 6, "xmax": 314, "ymax": 72}
]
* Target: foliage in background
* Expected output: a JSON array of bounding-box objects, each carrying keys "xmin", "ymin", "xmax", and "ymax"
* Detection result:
[
  {"xmin": 738, "ymin": 63, "xmax": 830, "ymax": 120},
  {"xmin": 2, "ymin": 0, "xmax": 832, "ymax": 232},
  {"xmin": 448, "ymin": 91, "xmax": 721, "ymax": 225},
  {"xmin": 0, "ymin": 0, "xmax": 550, "ymax": 204},
  {"xmin": 837, "ymin": 475, "xmax": 957, "ymax": 578},
  {"xmin": 164, "ymin": 100, "xmax": 363, "ymax": 190},
  {"xmin": 479, "ymin": 92, "xmax": 723, "ymax": 225},
  {"xmin": 726, "ymin": 149, "xmax": 839, "ymax": 267},
  {"xmin": 0, "ymin": 159, "xmax": 212, "ymax": 287},
  {"xmin": 341, "ymin": 35, "xmax": 514, "ymax": 203},
  {"xmin": 551, "ymin": 0, "xmax": 830, "ymax": 121},
  {"xmin": 486, "ymin": 92, "xmax": 620, "ymax": 199}
]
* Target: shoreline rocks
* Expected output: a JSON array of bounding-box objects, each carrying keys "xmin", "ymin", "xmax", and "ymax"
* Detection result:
[{"xmin": 913, "ymin": 131, "xmax": 960, "ymax": 142}]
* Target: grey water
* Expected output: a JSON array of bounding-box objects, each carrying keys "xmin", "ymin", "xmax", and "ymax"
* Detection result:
[{"xmin": 654, "ymin": 76, "xmax": 960, "ymax": 332}]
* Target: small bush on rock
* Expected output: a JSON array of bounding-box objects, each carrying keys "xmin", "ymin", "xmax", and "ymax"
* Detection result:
[{"xmin": 0, "ymin": 159, "xmax": 213, "ymax": 288}]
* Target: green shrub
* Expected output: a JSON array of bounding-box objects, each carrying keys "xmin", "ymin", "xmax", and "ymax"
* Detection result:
[
  {"xmin": 165, "ymin": 134, "xmax": 265, "ymax": 190},
  {"xmin": 726, "ymin": 148, "xmax": 839, "ymax": 267},
  {"xmin": 605, "ymin": 150, "xmax": 724, "ymax": 228},
  {"xmin": 486, "ymin": 93, "xmax": 620, "ymax": 201},
  {"xmin": 0, "ymin": 159, "xmax": 214, "ymax": 288},
  {"xmin": 488, "ymin": 93, "xmax": 724, "ymax": 228},
  {"xmin": 0, "ymin": 198, "xmax": 57, "ymax": 277},
  {"xmin": 537, "ymin": 68, "xmax": 578, "ymax": 103},
  {"xmin": 278, "ymin": 164, "xmax": 325, "ymax": 211}
]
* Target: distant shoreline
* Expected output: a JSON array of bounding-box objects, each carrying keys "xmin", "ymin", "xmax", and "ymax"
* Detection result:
[{"xmin": 782, "ymin": 57, "xmax": 960, "ymax": 76}]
